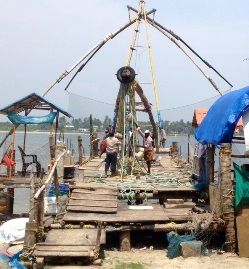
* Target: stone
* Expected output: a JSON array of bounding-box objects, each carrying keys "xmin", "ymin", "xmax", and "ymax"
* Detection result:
[{"xmin": 180, "ymin": 240, "xmax": 202, "ymax": 258}]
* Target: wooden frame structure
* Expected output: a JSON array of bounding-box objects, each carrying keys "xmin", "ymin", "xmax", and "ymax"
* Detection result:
[{"xmin": 0, "ymin": 92, "xmax": 72, "ymax": 179}]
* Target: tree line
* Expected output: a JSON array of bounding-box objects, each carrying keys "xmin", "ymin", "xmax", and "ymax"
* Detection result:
[{"xmin": 0, "ymin": 116, "xmax": 195, "ymax": 134}]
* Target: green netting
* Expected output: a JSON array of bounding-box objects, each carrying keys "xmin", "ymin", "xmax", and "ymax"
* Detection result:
[
  {"xmin": 166, "ymin": 231, "xmax": 195, "ymax": 259},
  {"xmin": 7, "ymin": 111, "xmax": 57, "ymax": 124},
  {"xmin": 233, "ymin": 162, "xmax": 249, "ymax": 213}
]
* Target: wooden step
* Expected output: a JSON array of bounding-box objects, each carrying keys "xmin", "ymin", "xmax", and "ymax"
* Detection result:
[
  {"xmin": 46, "ymin": 265, "xmax": 100, "ymax": 269},
  {"xmin": 33, "ymin": 249, "xmax": 93, "ymax": 257},
  {"xmin": 44, "ymin": 229, "xmax": 106, "ymax": 245}
]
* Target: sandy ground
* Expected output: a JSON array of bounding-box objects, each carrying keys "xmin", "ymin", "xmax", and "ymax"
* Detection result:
[{"xmin": 102, "ymin": 249, "xmax": 249, "ymax": 269}]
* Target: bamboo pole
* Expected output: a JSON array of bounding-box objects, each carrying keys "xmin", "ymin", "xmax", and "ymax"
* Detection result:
[
  {"xmin": 219, "ymin": 143, "xmax": 236, "ymax": 252},
  {"xmin": 34, "ymin": 150, "xmax": 66, "ymax": 199},
  {"xmin": 42, "ymin": 17, "xmax": 137, "ymax": 97}
]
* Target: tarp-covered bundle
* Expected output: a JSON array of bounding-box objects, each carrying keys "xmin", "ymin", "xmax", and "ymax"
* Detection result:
[
  {"xmin": 233, "ymin": 162, "xmax": 249, "ymax": 213},
  {"xmin": 195, "ymin": 86, "xmax": 249, "ymax": 145},
  {"xmin": 7, "ymin": 111, "xmax": 57, "ymax": 124}
]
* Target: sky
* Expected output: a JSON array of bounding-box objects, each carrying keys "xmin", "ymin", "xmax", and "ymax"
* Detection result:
[{"xmin": 1, "ymin": 0, "xmax": 249, "ymax": 122}]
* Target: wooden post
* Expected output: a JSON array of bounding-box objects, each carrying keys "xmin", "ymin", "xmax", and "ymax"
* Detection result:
[
  {"xmin": 90, "ymin": 114, "xmax": 93, "ymax": 158},
  {"xmin": 187, "ymin": 134, "xmax": 190, "ymax": 163},
  {"xmin": 6, "ymin": 188, "xmax": 14, "ymax": 216},
  {"xmin": 6, "ymin": 149, "xmax": 15, "ymax": 215},
  {"xmin": 92, "ymin": 133, "xmax": 99, "ymax": 157},
  {"xmin": 23, "ymin": 170, "xmax": 37, "ymax": 256},
  {"xmin": 94, "ymin": 221, "xmax": 102, "ymax": 260},
  {"xmin": 23, "ymin": 108, "xmax": 28, "ymax": 152},
  {"xmin": 206, "ymin": 144, "xmax": 215, "ymax": 184},
  {"xmin": 120, "ymin": 230, "xmax": 131, "ymax": 251},
  {"xmin": 54, "ymin": 111, "xmax": 59, "ymax": 146},
  {"xmin": 35, "ymin": 168, "xmax": 45, "ymax": 243},
  {"xmin": 49, "ymin": 134, "xmax": 54, "ymax": 170},
  {"xmin": 172, "ymin": 142, "xmax": 179, "ymax": 156},
  {"xmin": 29, "ymin": 167, "xmax": 35, "ymax": 221},
  {"xmin": 9, "ymin": 124, "xmax": 16, "ymax": 178},
  {"xmin": 78, "ymin": 135, "xmax": 83, "ymax": 165},
  {"xmin": 219, "ymin": 143, "xmax": 236, "ymax": 252},
  {"xmin": 50, "ymin": 136, "xmax": 60, "ymax": 214}
]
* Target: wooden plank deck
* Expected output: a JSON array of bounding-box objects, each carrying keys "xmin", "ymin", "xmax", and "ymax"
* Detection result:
[
  {"xmin": 62, "ymin": 155, "xmax": 199, "ymax": 223},
  {"xmin": 33, "ymin": 155, "xmax": 202, "ymax": 266},
  {"xmin": 33, "ymin": 229, "xmax": 105, "ymax": 258}
]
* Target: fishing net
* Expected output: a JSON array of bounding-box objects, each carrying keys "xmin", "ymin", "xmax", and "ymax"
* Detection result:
[{"xmin": 67, "ymin": 89, "xmax": 229, "ymax": 123}]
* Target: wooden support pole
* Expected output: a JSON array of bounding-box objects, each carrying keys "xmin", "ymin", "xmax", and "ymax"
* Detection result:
[
  {"xmin": 9, "ymin": 124, "xmax": 16, "ymax": 178},
  {"xmin": 207, "ymin": 144, "xmax": 215, "ymax": 184},
  {"xmin": 23, "ymin": 171, "xmax": 37, "ymax": 257},
  {"xmin": 219, "ymin": 143, "xmax": 236, "ymax": 252},
  {"xmin": 172, "ymin": 142, "xmax": 179, "ymax": 156},
  {"xmin": 34, "ymin": 150, "xmax": 66, "ymax": 199},
  {"xmin": 94, "ymin": 221, "xmax": 102, "ymax": 259},
  {"xmin": 35, "ymin": 168, "xmax": 45, "ymax": 243},
  {"xmin": 54, "ymin": 111, "xmax": 59, "ymax": 146},
  {"xmin": 78, "ymin": 135, "xmax": 83, "ymax": 165},
  {"xmin": 6, "ymin": 188, "xmax": 14, "ymax": 215},
  {"xmin": 187, "ymin": 134, "xmax": 190, "ymax": 163},
  {"xmin": 90, "ymin": 114, "xmax": 93, "ymax": 158},
  {"xmin": 29, "ymin": 169, "xmax": 35, "ymax": 221},
  {"xmin": 6, "ymin": 149, "xmax": 15, "ymax": 215},
  {"xmin": 92, "ymin": 133, "xmax": 99, "ymax": 157},
  {"xmin": 23, "ymin": 222, "xmax": 37, "ymax": 254}
]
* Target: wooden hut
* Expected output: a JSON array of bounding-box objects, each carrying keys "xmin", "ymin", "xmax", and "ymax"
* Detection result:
[{"xmin": 0, "ymin": 92, "xmax": 72, "ymax": 215}]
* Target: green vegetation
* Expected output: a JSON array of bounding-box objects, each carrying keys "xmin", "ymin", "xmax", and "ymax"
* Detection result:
[
  {"xmin": 115, "ymin": 262, "xmax": 145, "ymax": 269},
  {"xmin": 0, "ymin": 115, "xmax": 195, "ymax": 135}
]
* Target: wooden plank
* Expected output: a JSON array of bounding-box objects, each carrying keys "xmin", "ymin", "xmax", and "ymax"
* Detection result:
[
  {"xmin": 67, "ymin": 205, "xmax": 117, "ymax": 213},
  {"xmin": 32, "ymin": 250, "xmax": 91, "ymax": 257},
  {"xmin": 166, "ymin": 199, "xmax": 184, "ymax": 204},
  {"xmin": 63, "ymin": 204, "xmax": 170, "ymax": 222},
  {"xmin": 44, "ymin": 229, "xmax": 106, "ymax": 245},
  {"xmin": 35, "ymin": 245, "xmax": 93, "ymax": 252},
  {"xmin": 72, "ymin": 189, "xmax": 118, "ymax": 195},
  {"xmin": 71, "ymin": 192, "xmax": 117, "ymax": 200},
  {"xmin": 68, "ymin": 199, "xmax": 117, "ymax": 208},
  {"xmin": 236, "ymin": 216, "xmax": 249, "ymax": 257},
  {"xmin": 70, "ymin": 183, "xmax": 117, "ymax": 191},
  {"xmin": 164, "ymin": 202, "xmax": 195, "ymax": 209}
]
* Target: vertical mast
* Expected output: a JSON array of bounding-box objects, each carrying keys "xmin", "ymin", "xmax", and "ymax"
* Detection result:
[
  {"xmin": 142, "ymin": 1, "xmax": 162, "ymax": 128},
  {"xmin": 125, "ymin": 1, "xmax": 163, "ymax": 129}
]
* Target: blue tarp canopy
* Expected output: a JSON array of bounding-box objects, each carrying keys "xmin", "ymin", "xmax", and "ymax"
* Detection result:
[
  {"xmin": 0, "ymin": 92, "xmax": 72, "ymax": 118},
  {"xmin": 8, "ymin": 111, "xmax": 57, "ymax": 124},
  {"xmin": 195, "ymin": 86, "xmax": 249, "ymax": 145}
]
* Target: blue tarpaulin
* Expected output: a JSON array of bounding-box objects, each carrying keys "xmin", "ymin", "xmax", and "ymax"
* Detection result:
[
  {"xmin": 195, "ymin": 86, "xmax": 249, "ymax": 145},
  {"xmin": 7, "ymin": 111, "xmax": 57, "ymax": 124}
]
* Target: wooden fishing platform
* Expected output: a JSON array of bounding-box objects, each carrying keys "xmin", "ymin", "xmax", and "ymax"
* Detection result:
[{"xmin": 31, "ymin": 155, "xmax": 205, "ymax": 268}]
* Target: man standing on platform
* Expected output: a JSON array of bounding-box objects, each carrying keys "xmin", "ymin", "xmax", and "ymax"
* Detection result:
[
  {"xmin": 105, "ymin": 130, "xmax": 121, "ymax": 177},
  {"xmin": 136, "ymin": 125, "xmax": 155, "ymax": 174},
  {"xmin": 160, "ymin": 127, "xmax": 167, "ymax": 148}
]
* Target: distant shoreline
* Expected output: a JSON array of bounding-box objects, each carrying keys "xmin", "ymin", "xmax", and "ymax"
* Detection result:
[
  {"xmin": 0, "ymin": 130, "xmax": 90, "ymax": 135},
  {"xmin": 0, "ymin": 130, "xmax": 191, "ymax": 136}
]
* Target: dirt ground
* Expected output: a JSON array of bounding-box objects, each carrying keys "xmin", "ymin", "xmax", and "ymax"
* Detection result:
[{"xmin": 102, "ymin": 249, "xmax": 249, "ymax": 269}]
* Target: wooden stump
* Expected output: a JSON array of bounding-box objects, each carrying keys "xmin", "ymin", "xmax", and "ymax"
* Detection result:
[{"xmin": 120, "ymin": 230, "xmax": 131, "ymax": 251}]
